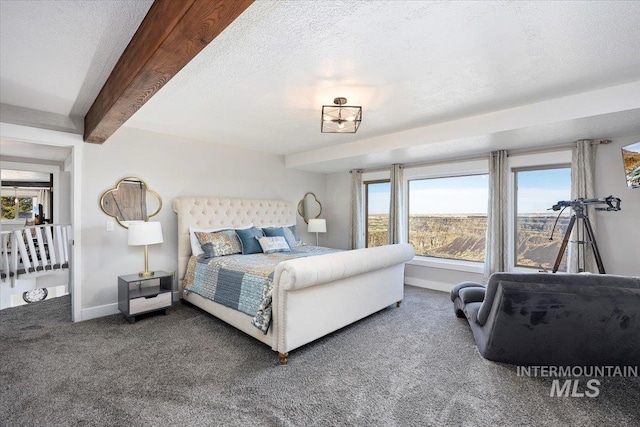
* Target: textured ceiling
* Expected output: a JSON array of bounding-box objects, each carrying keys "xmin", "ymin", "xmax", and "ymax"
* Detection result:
[
  {"xmin": 1, "ymin": 0, "xmax": 640, "ymax": 172},
  {"xmin": 0, "ymin": 0, "xmax": 152, "ymax": 117},
  {"xmin": 127, "ymin": 0, "xmax": 640, "ymax": 157}
]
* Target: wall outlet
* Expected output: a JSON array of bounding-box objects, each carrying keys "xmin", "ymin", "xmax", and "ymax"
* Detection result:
[{"xmin": 106, "ymin": 221, "xmax": 115, "ymax": 232}]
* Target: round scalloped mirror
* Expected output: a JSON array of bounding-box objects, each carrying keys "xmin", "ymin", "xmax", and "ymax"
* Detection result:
[
  {"xmin": 297, "ymin": 192, "xmax": 322, "ymax": 224},
  {"xmin": 100, "ymin": 177, "xmax": 162, "ymax": 228}
]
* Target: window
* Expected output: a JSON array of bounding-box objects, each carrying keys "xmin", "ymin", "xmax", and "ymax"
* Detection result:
[
  {"xmin": 365, "ymin": 180, "xmax": 390, "ymax": 247},
  {"xmin": 408, "ymin": 174, "xmax": 488, "ymax": 262},
  {"xmin": 1, "ymin": 196, "xmax": 33, "ymax": 220},
  {"xmin": 514, "ymin": 167, "xmax": 571, "ymax": 271}
]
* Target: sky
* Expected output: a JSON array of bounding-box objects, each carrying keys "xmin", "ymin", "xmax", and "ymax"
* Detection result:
[
  {"xmin": 516, "ymin": 168, "xmax": 571, "ymax": 213},
  {"xmin": 367, "ymin": 168, "xmax": 571, "ymax": 215},
  {"xmin": 623, "ymin": 141, "xmax": 640, "ymax": 153}
]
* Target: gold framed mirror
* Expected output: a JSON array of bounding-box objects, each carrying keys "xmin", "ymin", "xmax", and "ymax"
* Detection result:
[
  {"xmin": 297, "ymin": 192, "xmax": 322, "ymax": 224},
  {"xmin": 100, "ymin": 177, "xmax": 162, "ymax": 228}
]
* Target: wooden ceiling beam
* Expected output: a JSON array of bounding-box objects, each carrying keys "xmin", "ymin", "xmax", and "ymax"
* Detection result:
[{"xmin": 83, "ymin": 0, "xmax": 254, "ymax": 144}]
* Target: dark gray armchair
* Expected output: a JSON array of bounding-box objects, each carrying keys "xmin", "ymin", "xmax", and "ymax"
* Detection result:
[{"xmin": 451, "ymin": 273, "xmax": 640, "ymax": 366}]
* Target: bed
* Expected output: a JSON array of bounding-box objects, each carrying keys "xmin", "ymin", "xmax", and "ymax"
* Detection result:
[{"xmin": 173, "ymin": 197, "xmax": 415, "ymax": 364}]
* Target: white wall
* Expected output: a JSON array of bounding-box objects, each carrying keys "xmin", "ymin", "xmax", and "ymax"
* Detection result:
[
  {"xmin": 402, "ymin": 258, "xmax": 485, "ymax": 293},
  {"xmin": 81, "ymin": 126, "xmax": 326, "ymax": 317},
  {"xmin": 594, "ymin": 135, "xmax": 640, "ymax": 276},
  {"xmin": 324, "ymin": 172, "xmax": 351, "ymax": 249},
  {"xmin": 404, "ymin": 264, "xmax": 484, "ymax": 293}
]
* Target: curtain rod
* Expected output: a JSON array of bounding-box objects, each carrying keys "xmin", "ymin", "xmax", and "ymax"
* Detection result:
[
  {"xmin": 354, "ymin": 139, "xmax": 612, "ymax": 173},
  {"xmin": 508, "ymin": 139, "xmax": 611, "ymax": 157}
]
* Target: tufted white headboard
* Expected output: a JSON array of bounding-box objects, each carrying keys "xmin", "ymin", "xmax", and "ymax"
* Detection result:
[{"xmin": 172, "ymin": 197, "xmax": 296, "ymax": 289}]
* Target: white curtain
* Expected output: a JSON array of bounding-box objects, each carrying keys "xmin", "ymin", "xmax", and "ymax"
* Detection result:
[
  {"xmin": 350, "ymin": 169, "xmax": 365, "ymax": 249},
  {"xmin": 484, "ymin": 150, "xmax": 508, "ymax": 279},
  {"xmin": 388, "ymin": 164, "xmax": 406, "ymax": 244},
  {"xmin": 570, "ymin": 140, "xmax": 598, "ymax": 273}
]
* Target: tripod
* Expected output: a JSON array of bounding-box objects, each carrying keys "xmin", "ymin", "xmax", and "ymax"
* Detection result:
[{"xmin": 552, "ymin": 202, "xmax": 605, "ymax": 274}]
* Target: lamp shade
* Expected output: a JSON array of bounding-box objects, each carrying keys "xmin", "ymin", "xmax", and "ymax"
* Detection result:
[
  {"xmin": 308, "ymin": 219, "xmax": 327, "ymax": 233},
  {"xmin": 128, "ymin": 221, "xmax": 164, "ymax": 246}
]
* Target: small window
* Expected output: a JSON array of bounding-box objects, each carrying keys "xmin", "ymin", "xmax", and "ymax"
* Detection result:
[
  {"xmin": 365, "ymin": 180, "xmax": 390, "ymax": 248},
  {"xmin": 1, "ymin": 196, "xmax": 34, "ymax": 220},
  {"xmin": 408, "ymin": 174, "xmax": 488, "ymax": 262},
  {"xmin": 514, "ymin": 167, "xmax": 571, "ymax": 271}
]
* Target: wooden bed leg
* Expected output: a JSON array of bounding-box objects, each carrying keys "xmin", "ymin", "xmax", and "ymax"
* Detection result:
[
  {"xmin": 396, "ymin": 300, "xmax": 402, "ymax": 308},
  {"xmin": 278, "ymin": 352, "xmax": 289, "ymax": 365}
]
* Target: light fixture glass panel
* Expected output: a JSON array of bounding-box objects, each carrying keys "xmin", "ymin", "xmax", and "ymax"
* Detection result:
[{"xmin": 321, "ymin": 98, "xmax": 362, "ymax": 133}]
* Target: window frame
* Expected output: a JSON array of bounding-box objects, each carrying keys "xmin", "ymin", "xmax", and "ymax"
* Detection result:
[
  {"xmin": 358, "ymin": 150, "xmax": 572, "ymax": 274},
  {"xmin": 512, "ymin": 164, "xmax": 571, "ymax": 271},
  {"xmin": 403, "ymin": 158, "xmax": 488, "ymax": 272},
  {"xmin": 1, "ymin": 194, "xmax": 36, "ymax": 223},
  {"xmin": 407, "ymin": 172, "xmax": 489, "ymax": 262},
  {"xmin": 364, "ymin": 178, "xmax": 391, "ymax": 248},
  {"xmin": 507, "ymin": 150, "xmax": 572, "ymax": 272}
]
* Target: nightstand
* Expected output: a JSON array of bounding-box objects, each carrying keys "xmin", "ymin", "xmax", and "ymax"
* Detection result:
[{"xmin": 118, "ymin": 271, "xmax": 173, "ymax": 323}]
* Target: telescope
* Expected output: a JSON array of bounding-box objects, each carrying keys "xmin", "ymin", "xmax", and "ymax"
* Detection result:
[
  {"xmin": 550, "ymin": 195, "xmax": 621, "ymax": 212},
  {"xmin": 548, "ymin": 195, "xmax": 621, "ymax": 274}
]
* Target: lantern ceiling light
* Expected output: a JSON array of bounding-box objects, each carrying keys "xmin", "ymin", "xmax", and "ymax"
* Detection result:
[{"xmin": 321, "ymin": 97, "xmax": 362, "ymax": 133}]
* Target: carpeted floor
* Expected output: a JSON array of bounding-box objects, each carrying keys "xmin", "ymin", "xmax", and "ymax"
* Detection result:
[{"xmin": 1, "ymin": 286, "xmax": 639, "ymax": 427}]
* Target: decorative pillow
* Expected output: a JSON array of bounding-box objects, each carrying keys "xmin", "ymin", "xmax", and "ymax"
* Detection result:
[
  {"xmin": 235, "ymin": 227, "xmax": 264, "ymax": 254},
  {"xmin": 189, "ymin": 227, "xmax": 221, "ymax": 256},
  {"xmin": 256, "ymin": 236, "xmax": 291, "ymax": 254},
  {"xmin": 262, "ymin": 227, "xmax": 286, "ymax": 238},
  {"xmin": 189, "ymin": 224, "xmax": 252, "ymax": 256},
  {"xmin": 259, "ymin": 224, "xmax": 303, "ymax": 247},
  {"xmin": 284, "ymin": 225, "xmax": 304, "ymax": 247},
  {"xmin": 195, "ymin": 230, "xmax": 242, "ymax": 258}
]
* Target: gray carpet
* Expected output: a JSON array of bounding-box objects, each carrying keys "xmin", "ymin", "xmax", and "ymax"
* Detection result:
[{"xmin": 1, "ymin": 286, "xmax": 639, "ymax": 427}]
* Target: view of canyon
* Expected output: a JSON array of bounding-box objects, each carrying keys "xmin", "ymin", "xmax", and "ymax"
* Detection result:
[
  {"xmin": 366, "ymin": 168, "xmax": 572, "ymax": 272},
  {"xmin": 622, "ymin": 142, "xmax": 640, "ymax": 188},
  {"xmin": 367, "ymin": 213, "xmax": 570, "ymax": 271}
]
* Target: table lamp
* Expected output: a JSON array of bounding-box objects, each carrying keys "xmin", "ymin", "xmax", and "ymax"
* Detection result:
[
  {"xmin": 128, "ymin": 221, "xmax": 163, "ymax": 277},
  {"xmin": 307, "ymin": 219, "xmax": 326, "ymax": 246}
]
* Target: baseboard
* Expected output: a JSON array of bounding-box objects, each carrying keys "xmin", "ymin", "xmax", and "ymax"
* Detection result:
[
  {"xmin": 81, "ymin": 303, "xmax": 119, "ymax": 321},
  {"xmin": 405, "ymin": 276, "xmax": 452, "ymax": 293}
]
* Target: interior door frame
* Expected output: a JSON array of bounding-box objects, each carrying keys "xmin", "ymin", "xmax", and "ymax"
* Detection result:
[{"xmin": 0, "ymin": 122, "xmax": 83, "ymax": 321}]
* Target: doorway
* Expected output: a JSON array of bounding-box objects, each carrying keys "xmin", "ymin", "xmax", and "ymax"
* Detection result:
[{"xmin": 0, "ymin": 123, "xmax": 83, "ymax": 321}]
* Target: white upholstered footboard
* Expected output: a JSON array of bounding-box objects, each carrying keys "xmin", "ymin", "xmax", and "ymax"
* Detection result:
[
  {"xmin": 272, "ymin": 244, "xmax": 414, "ymax": 354},
  {"xmin": 173, "ymin": 197, "xmax": 415, "ymax": 362}
]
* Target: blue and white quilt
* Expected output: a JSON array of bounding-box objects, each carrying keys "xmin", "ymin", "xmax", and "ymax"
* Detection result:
[{"xmin": 182, "ymin": 246, "xmax": 340, "ymax": 333}]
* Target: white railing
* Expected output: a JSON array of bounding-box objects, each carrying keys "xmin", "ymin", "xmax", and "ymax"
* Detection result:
[{"xmin": 0, "ymin": 224, "xmax": 71, "ymax": 308}]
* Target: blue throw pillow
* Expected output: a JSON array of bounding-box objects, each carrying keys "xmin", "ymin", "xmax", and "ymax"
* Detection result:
[
  {"xmin": 235, "ymin": 227, "xmax": 264, "ymax": 254},
  {"xmin": 262, "ymin": 227, "xmax": 286, "ymax": 238}
]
